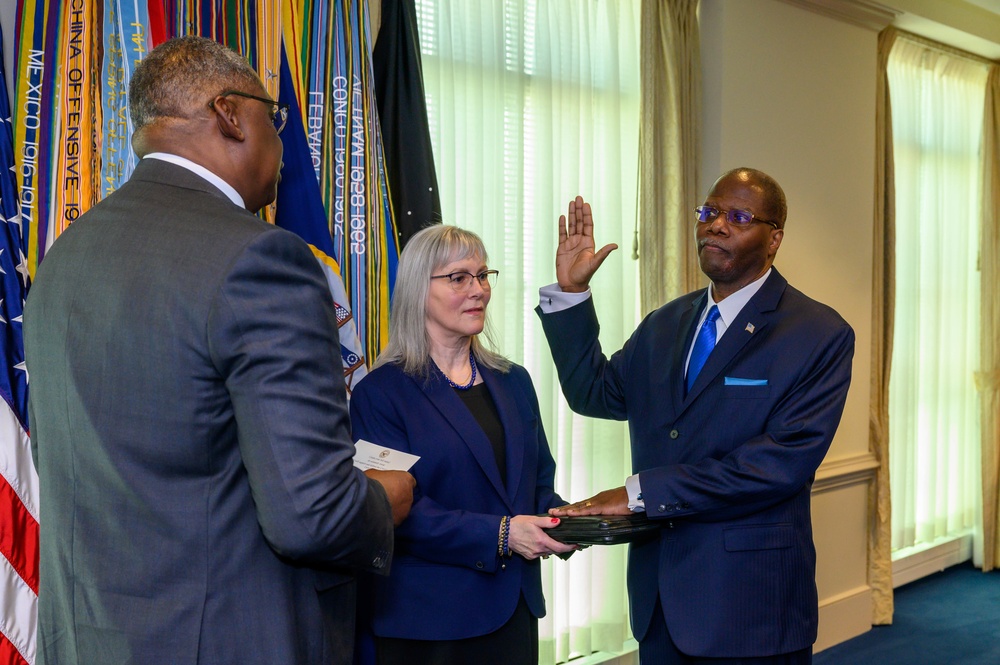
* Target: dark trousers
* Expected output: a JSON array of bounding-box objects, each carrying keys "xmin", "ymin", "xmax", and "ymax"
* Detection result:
[
  {"xmin": 375, "ymin": 594, "xmax": 538, "ymax": 665},
  {"xmin": 640, "ymin": 598, "xmax": 812, "ymax": 665}
]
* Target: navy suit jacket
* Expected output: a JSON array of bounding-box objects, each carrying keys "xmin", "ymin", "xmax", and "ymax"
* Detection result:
[
  {"xmin": 537, "ymin": 269, "xmax": 854, "ymax": 658},
  {"xmin": 349, "ymin": 361, "xmax": 564, "ymax": 640},
  {"xmin": 25, "ymin": 159, "xmax": 394, "ymax": 665}
]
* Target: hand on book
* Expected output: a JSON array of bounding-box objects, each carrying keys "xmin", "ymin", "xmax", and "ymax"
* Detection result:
[{"xmin": 548, "ymin": 486, "xmax": 631, "ymax": 517}]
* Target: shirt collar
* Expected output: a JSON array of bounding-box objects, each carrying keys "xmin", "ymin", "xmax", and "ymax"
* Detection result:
[
  {"xmin": 706, "ymin": 267, "xmax": 772, "ymax": 328},
  {"xmin": 142, "ymin": 153, "xmax": 246, "ymax": 209}
]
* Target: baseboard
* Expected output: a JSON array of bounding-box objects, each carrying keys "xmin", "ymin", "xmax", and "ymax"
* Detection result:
[
  {"xmin": 891, "ymin": 534, "xmax": 973, "ymax": 588},
  {"xmin": 567, "ymin": 640, "xmax": 639, "ymax": 665},
  {"xmin": 814, "ymin": 584, "xmax": 872, "ymax": 653}
]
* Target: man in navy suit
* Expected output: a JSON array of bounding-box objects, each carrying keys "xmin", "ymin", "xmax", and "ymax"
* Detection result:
[
  {"xmin": 538, "ymin": 168, "xmax": 854, "ymax": 664},
  {"xmin": 24, "ymin": 36, "xmax": 414, "ymax": 665}
]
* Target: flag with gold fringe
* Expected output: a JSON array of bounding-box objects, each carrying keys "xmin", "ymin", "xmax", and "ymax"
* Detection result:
[
  {"xmin": 17, "ymin": 0, "xmax": 155, "ymax": 278},
  {"xmin": 275, "ymin": 42, "xmax": 368, "ymax": 393},
  {"xmin": 280, "ymin": 0, "xmax": 398, "ymax": 363},
  {"xmin": 100, "ymin": 1, "xmax": 155, "ymax": 198},
  {"xmin": 13, "ymin": 0, "xmax": 398, "ymax": 377}
]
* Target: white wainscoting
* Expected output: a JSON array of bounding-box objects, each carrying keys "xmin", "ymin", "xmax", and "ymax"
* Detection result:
[
  {"xmin": 892, "ymin": 533, "xmax": 973, "ymax": 588},
  {"xmin": 812, "ymin": 452, "xmax": 879, "ymax": 652}
]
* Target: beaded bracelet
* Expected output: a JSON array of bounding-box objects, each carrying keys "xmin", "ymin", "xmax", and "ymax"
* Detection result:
[{"xmin": 497, "ymin": 516, "xmax": 512, "ymax": 568}]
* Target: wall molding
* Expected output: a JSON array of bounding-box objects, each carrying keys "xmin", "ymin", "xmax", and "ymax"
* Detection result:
[
  {"xmin": 813, "ymin": 452, "xmax": 879, "ymax": 493},
  {"xmin": 777, "ymin": 0, "xmax": 900, "ymax": 31}
]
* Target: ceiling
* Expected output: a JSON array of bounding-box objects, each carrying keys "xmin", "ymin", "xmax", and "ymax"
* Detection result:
[
  {"xmin": 784, "ymin": 0, "xmax": 1000, "ymax": 59},
  {"xmin": 888, "ymin": 0, "xmax": 1000, "ymax": 60}
]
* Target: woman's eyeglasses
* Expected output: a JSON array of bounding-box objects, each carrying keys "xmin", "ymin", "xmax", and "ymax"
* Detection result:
[{"xmin": 430, "ymin": 270, "xmax": 500, "ymax": 292}]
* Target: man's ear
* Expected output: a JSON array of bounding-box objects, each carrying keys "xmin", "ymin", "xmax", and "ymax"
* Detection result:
[
  {"xmin": 209, "ymin": 96, "xmax": 246, "ymax": 142},
  {"xmin": 768, "ymin": 228, "xmax": 784, "ymax": 255}
]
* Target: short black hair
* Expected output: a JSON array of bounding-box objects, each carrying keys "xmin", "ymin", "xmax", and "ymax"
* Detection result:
[{"xmin": 720, "ymin": 167, "xmax": 787, "ymax": 228}]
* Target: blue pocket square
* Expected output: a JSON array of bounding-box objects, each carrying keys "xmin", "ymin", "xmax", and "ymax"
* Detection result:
[{"xmin": 725, "ymin": 377, "xmax": 768, "ymax": 386}]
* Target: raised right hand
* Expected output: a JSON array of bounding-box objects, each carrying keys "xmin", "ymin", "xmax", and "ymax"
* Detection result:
[
  {"xmin": 556, "ymin": 196, "xmax": 618, "ymax": 293},
  {"xmin": 364, "ymin": 469, "xmax": 416, "ymax": 526}
]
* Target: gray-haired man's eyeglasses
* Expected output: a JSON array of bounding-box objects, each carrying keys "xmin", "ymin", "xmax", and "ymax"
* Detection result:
[{"xmin": 213, "ymin": 90, "xmax": 290, "ymax": 135}]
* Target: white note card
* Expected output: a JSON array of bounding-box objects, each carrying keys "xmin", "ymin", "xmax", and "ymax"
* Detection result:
[{"xmin": 352, "ymin": 439, "xmax": 420, "ymax": 472}]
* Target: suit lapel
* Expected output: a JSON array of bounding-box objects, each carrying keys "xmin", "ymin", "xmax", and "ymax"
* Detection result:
[
  {"xmin": 684, "ymin": 270, "xmax": 787, "ymax": 403},
  {"xmin": 673, "ymin": 293, "xmax": 707, "ymax": 413},
  {"xmin": 420, "ymin": 370, "xmax": 513, "ymax": 510}
]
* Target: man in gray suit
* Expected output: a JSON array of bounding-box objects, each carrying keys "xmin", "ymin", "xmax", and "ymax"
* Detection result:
[{"xmin": 24, "ymin": 36, "xmax": 414, "ymax": 665}]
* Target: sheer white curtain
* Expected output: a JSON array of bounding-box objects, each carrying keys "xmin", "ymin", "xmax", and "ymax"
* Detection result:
[
  {"xmin": 414, "ymin": 1, "xmax": 641, "ymax": 662},
  {"xmin": 887, "ymin": 38, "xmax": 986, "ymax": 557}
]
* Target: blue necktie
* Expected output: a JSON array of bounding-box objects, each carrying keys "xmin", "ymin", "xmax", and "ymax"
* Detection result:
[{"xmin": 686, "ymin": 305, "xmax": 720, "ymax": 393}]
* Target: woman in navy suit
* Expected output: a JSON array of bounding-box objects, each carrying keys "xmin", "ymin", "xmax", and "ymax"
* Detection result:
[{"xmin": 350, "ymin": 225, "xmax": 575, "ymax": 664}]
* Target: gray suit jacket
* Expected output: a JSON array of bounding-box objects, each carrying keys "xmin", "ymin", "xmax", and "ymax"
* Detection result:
[{"xmin": 24, "ymin": 159, "xmax": 393, "ymax": 665}]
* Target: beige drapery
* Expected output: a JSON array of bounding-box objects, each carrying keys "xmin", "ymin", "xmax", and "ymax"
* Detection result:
[
  {"xmin": 637, "ymin": 0, "xmax": 701, "ymax": 314},
  {"xmin": 979, "ymin": 66, "xmax": 1000, "ymax": 571},
  {"xmin": 868, "ymin": 25, "xmax": 897, "ymax": 626},
  {"xmin": 872, "ymin": 24, "xmax": 1000, "ymax": 617}
]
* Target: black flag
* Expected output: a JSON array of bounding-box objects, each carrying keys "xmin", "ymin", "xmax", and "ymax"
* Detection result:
[{"xmin": 372, "ymin": 0, "xmax": 443, "ymax": 249}]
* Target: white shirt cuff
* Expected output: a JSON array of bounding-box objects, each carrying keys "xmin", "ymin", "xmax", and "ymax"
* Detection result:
[
  {"xmin": 538, "ymin": 283, "xmax": 592, "ymax": 313},
  {"xmin": 625, "ymin": 474, "xmax": 645, "ymax": 513}
]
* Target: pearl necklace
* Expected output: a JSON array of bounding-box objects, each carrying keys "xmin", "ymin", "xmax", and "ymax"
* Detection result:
[{"xmin": 441, "ymin": 351, "xmax": 477, "ymax": 390}]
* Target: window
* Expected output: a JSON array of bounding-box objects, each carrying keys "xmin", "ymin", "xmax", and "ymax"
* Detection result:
[
  {"xmin": 887, "ymin": 38, "xmax": 986, "ymax": 559},
  {"xmin": 416, "ymin": 1, "xmax": 641, "ymax": 662}
]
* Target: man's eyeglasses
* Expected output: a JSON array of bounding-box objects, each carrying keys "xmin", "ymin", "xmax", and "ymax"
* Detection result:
[
  {"xmin": 430, "ymin": 270, "xmax": 500, "ymax": 292},
  {"xmin": 694, "ymin": 205, "xmax": 779, "ymax": 229},
  {"xmin": 213, "ymin": 90, "xmax": 290, "ymax": 135}
]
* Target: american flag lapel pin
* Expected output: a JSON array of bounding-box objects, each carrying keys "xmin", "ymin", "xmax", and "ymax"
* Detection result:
[{"xmin": 745, "ymin": 323, "xmax": 755, "ymax": 334}]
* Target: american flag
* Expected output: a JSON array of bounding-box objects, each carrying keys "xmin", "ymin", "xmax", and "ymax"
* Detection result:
[{"xmin": 0, "ymin": 27, "xmax": 38, "ymax": 665}]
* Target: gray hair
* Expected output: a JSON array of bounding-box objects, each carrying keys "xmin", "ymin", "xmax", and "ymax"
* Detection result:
[
  {"xmin": 374, "ymin": 225, "xmax": 511, "ymax": 377},
  {"xmin": 129, "ymin": 35, "xmax": 263, "ymax": 131}
]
